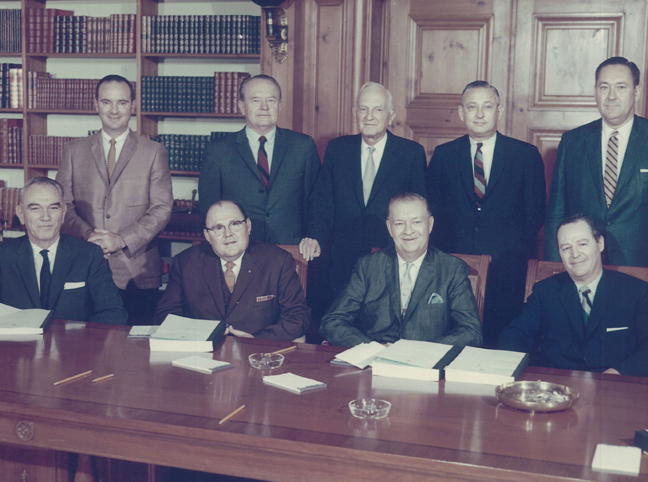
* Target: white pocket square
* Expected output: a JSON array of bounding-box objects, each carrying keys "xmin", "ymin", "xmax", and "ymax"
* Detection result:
[
  {"xmin": 64, "ymin": 281, "xmax": 85, "ymax": 290},
  {"xmin": 606, "ymin": 326, "xmax": 628, "ymax": 332},
  {"xmin": 640, "ymin": 169, "xmax": 648, "ymax": 173},
  {"xmin": 428, "ymin": 293, "xmax": 444, "ymax": 304}
]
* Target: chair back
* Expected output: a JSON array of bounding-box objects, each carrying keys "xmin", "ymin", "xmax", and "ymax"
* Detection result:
[
  {"xmin": 277, "ymin": 245, "xmax": 308, "ymax": 294},
  {"xmin": 450, "ymin": 253, "xmax": 491, "ymax": 324}
]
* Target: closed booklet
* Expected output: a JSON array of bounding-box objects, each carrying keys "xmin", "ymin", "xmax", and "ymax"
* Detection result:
[
  {"xmin": 331, "ymin": 341, "xmax": 385, "ymax": 369},
  {"xmin": 372, "ymin": 340, "xmax": 461, "ymax": 381},
  {"xmin": 172, "ymin": 355, "xmax": 233, "ymax": 374},
  {"xmin": 263, "ymin": 372, "xmax": 326, "ymax": 394},
  {"xmin": 0, "ymin": 303, "xmax": 52, "ymax": 335},
  {"xmin": 444, "ymin": 346, "xmax": 529, "ymax": 386},
  {"xmin": 150, "ymin": 314, "xmax": 225, "ymax": 352}
]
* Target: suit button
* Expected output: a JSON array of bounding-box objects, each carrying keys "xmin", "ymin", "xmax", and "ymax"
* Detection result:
[
  {"xmin": 606, "ymin": 221, "xmax": 612, "ymax": 226},
  {"xmin": 106, "ymin": 214, "xmax": 111, "ymax": 219},
  {"xmin": 259, "ymin": 189, "xmax": 265, "ymax": 194},
  {"xmin": 474, "ymin": 227, "xmax": 479, "ymax": 232},
  {"xmin": 266, "ymin": 213, "xmax": 270, "ymax": 217}
]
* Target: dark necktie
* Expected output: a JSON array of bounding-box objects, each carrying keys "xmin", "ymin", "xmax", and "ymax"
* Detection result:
[
  {"xmin": 579, "ymin": 286, "xmax": 592, "ymax": 325},
  {"xmin": 224, "ymin": 261, "xmax": 236, "ymax": 293},
  {"xmin": 40, "ymin": 249, "xmax": 51, "ymax": 309},
  {"xmin": 473, "ymin": 142, "xmax": 486, "ymax": 204},
  {"xmin": 604, "ymin": 131, "xmax": 619, "ymax": 208},
  {"xmin": 257, "ymin": 136, "xmax": 270, "ymax": 190}
]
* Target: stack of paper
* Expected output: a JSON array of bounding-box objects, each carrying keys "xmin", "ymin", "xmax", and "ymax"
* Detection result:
[
  {"xmin": 592, "ymin": 444, "xmax": 641, "ymax": 475},
  {"xmin": 149, "ymin": 314, "xmax": 225, "ymax": 352},
  {"xmin": 172, "ymin": 355, "xmax": 233, "ymax": 374},
  {"xmin": 128, "ymin": 325, "xmax": 158, "ymax": 338},
  {"xmin": 372, "ymin": 340, "xmax": 461, "ymax": 381},
  {"xmin": 0, "ymin": 303, "xmax": 52, "ymax": 335},
  {"xmin": 444, "ymin": 346, "xmax": 529, "ymax": 386},
  {"xmin": 263, "ymin": 372, "xmax": 326, "ymax": 394},
  {"xmin": 331, "ymin": 341, "xmax": 385, "ymax": 368}
]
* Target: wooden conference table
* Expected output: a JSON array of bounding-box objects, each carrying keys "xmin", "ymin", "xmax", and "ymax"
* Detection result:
[{"xmin": 0, "ymin": 320, "xmax": 645, "ymax": 481}]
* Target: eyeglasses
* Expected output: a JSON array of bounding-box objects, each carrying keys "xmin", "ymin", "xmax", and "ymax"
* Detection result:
[{"xmin": 206, "ymin": 219, "xmax": 246, "ymax": 236}]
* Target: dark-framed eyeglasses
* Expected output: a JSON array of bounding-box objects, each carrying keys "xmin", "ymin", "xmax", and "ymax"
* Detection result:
[{"xmin": 206, "ymin": 219, "xmax": 246, "ymax": 236}]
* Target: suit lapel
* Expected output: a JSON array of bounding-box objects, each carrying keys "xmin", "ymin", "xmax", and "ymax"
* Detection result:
[
  {"xmin": 386, "ymin": 251, "xmax": 402, "ymax": 323},
  {"xmin": 227, "ymin": 246, "xmax": 256, "ymax": 313},
  {"xmin": 367, "ymin": 131, "xmax": 397, "ymax": 205},
  {"xmin": 485, "ymin": 133, "xmax": 507, "ymax": 198},
  {"xmin": 585, "ymin": 120, "xmax": 607, "ymax": 212},
  {"xmin": 109, "ymin": 130, "xmax": 137, "ymax": 185},
  {"xmin": 403, "ymin": 250, "xmax": 434, "ymax": 323},
  {"xmin": 90, "ymin": 133, "xmax": 110, "ymax": 188},
  {"xmin": 201, "ymin": 249, "xmax": 226, "ymax": 317},
  {"xmin": 558, "ymin": 275, "xmax": 586, "ymax": 341},
  {"xmin": 614, "ymin": 116, "xmax": 645, "ymax": 200},
  {"xmin": 16, "ymin": 237, "xmax": 40, "ymax": 308},
  {"xmin": 234, "ymin": 128, "xmax": 265, "ymax": 187},
  {"xmin": 348, "ymin": 135, "xmax": 365, "ymax": 207},
  {"xmin": 585, "ymin": 270, "xmax": 612, "ymax": 339},
  {"xmin": 48, "ymin": 236, "xmax": 72, "ymax": 311},
  {"xmin": 268, "ymin": 127, "xmax": 288, "ymax": 189},
  {"xmin": 458, "ymin": 136, "xmax": 476, "ymax": 204}
]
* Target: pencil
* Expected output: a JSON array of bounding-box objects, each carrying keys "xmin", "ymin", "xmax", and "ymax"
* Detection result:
[
  {"xmin": 270, "ymin": 346, "xmax": 297, "ymax": 356},
  {"xmin": 91, "ymin": 374, "xmax": 114, "ymax": 383},
  {"xmin": 218, "ymin": 404, "xmax": 246, "ymax": 426},
  {"xmin": 53, "ymin": 370, "xmax": 92, "ymax": 386}
]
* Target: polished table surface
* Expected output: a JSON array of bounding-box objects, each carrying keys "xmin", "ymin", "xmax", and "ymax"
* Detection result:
[{"xmin": 0, "ymin": 321, "xmax": 646, "ymax": 481}]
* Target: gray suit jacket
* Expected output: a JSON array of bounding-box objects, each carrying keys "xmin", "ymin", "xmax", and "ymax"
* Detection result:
[
  {"xmin": 320, "ymin": 246, "xmax": 483, "ymax": 348},
  {"xmin": 198, "ymin": 127, "xmax": 320, "ymax": 245},
  {"xmin": 57, "ymin": 130, "xmax": 173, "ymax": 289}
]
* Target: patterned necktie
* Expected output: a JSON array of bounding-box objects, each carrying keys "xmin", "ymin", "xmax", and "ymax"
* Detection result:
[
  {"xmin": 224, "ymin": 261, "xmax": 236, "ymax": 293},
  {"xmin": 579, "ymin": 285, "xmax": 592, "ymax": 325},
  {"xmin": 473, "ymin": 142, "xmax": 486, "ymax": 204},
  {"xmin": 401, "ymin": 263, "xmax": 413, "ymax": 316},
  {"xmin": 363, "ymin": 146, "xmax": 376, "ymax": 205},
  {"xmin": 257, "ymin": 136, "xmax": 270, "ymax": 190},
  {"xmin": 107, "ymin": 138, "xmax": 116, "ymax": 178},
  {"xmin": 604, "ymin": 131, "xmax": 619, "ymax": 208},
  {"xmin": 40, "ymin": 249, "xmax": 51, "ymax": 309}
]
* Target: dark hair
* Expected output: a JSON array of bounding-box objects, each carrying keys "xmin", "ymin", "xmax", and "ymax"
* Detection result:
[
  {"xmin": 461, "ymin": 80, "xmax": 501, "ymax": 106},
  {"xmin": 239, "ymin": 74, "xmax": 282, "ymax": 102},
  {"xmin": 95, "ymin": 74, "xmax": 136, "ymax": 101},
  {"xmin": 19, "ymin": 177, "xmax": 65, "ymax": 205},
  {"xmin": 387, "ymin": 192, "xmax": 431, "ymax": 219},
  {"xmin": 205, "ymin": 200, "xmax": 249, "ymax": 226},
  {"xmin": 595, "ymin": 57, "xmax": 640, "ymax": 87},
  {"xmin": 556, "ymin": 213, "xmax": 602, "ymax": 245}
]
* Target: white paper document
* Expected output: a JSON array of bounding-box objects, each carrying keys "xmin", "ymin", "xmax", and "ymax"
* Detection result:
[
  {"xmin": 444, "ymin": 346, "xmax": 528, "ymax": 386},
  {"xmin": 172, "ymin": 355, "xmax": 233, "ymax": 374},
  {"xmin": 332, "ymin": 341, "xmax": 385, "ymax": 368},
  {"xmin": 376, "ymin": 339, "xmax": 455, "ymax": 368},
  {"xmin": 263, "ymin": 372, "xmax": 326, "ymax": 394},
  {"xmin": 0, "ymin": 303, "xmax": 51, "ymax": 335},
  {"xmin": 150, "ymin": 314, "xmax": 224, "ymax": 352},
  {"xmin": 591, "ymin": 444, "xmax": 641, "ymax": 475},
  {"xmin": 128, "ymin": 325, "xmax": 159, "ymax": 338}
]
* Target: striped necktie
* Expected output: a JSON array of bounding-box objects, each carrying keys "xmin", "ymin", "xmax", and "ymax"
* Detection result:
[
  {"xmin": 603, "ymin": 131, "xmax": 619, "ymax": 208},
  {"xmin": 473, "ymin": 142, "xmax": 486, "ymax": 204},
  {"xmin": 257, "ymin": 136, "xmax": 270, "ymax": 190},
  {"xmin": 579, "ymin": 286, "xmax": 592, "ymax": 325}
]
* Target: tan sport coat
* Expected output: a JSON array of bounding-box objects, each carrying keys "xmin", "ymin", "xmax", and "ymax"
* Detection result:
[{"xmin": 56, "ymin": 130, "xmax": 173, "ymax": 290}]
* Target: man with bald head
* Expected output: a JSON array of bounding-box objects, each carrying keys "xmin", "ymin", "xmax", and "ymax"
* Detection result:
[
  {"xmin": 302, "ymin": 81, "xmax": 427, "ymax": 294},
  {"xmin": 154, "ymin": 200, "xmax": 309, "ymax": 340}
]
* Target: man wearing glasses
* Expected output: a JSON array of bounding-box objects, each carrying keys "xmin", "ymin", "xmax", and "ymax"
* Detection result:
[{"xmin": 153, "ymin": 200, "xmax": 310, "ymax": 340}]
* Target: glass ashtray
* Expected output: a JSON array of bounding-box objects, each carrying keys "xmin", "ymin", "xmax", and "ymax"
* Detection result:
[
  {"xmin": 249, "ymin": 353, "xmax": 284, "ymax": 370},
  {"xmin": 348, "ymin": 398, "xmax": 391, "ymax": 420}
]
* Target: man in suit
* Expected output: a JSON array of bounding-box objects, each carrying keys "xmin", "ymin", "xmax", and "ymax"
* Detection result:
[
  {"xmin": 56, "ymin": 74, "xmax": 173, "ymax": 325},
  {"xmin": 198, "ymin": 74, "xmax": 320, "ymax": 245},
  {"xmin": 426, "ymin": 80, "xmax": 546, "ymax": 347},
  {"xmin": 499, "ymin": 214, "xmax": 648, "ymax": 377},
  {"xmin": 544, "ymin": 57, "xmax": 648, "ymax": 267},
  {"xmin": 154, "ymin": 200, "xmax": 309, "ymax": 341},
  {"xmin": 300, "ymin": 82, "xmax": 427, "ymax": 294},
  {"xmin": 0, "ymin": 177, "xmax": 127, "ymax": 324},
  {"xmin": 320, "ymin": 193, "xmax": 482, "ymax": 348}
]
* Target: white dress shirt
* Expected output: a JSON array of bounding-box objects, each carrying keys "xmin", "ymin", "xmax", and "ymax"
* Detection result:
[
  {"xmin": 601, "ymin": 117, "xmax": 633, "ymax": 177},
  {"xmin": 101, "ymin": 128, "xmax": 129, "ymax": 165},
  {"xmin": 396, "ymin": 251, "xmax": 426, "ymax": 293},
  {"xmin": 575, "ymin": 269, "xmax": 603, "ymax": 306},
  {"xmin": 30, "ymin": 238, "xmax": 60, "ymax": 292},
  {"xmin": 361, "ymin": 133, "xmax": 388, "ymax": 179},
  {"xmin": 469, "ymin": 133, "xmax": 497, "ymax": 183},
  {"xmin": 220, "ymin": 253, "xmax": 244, "ymax": 283},
  {"xmin": 246, "ymin": 126, "xmax": 276, "ymax": 171}
]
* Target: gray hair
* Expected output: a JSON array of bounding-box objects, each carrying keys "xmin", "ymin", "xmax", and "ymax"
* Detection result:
[
  {"xmin": 460, "ymin": 80, "xmax": 501, "ymax": 106},
  {"xmin": 355, "ymin": 81, "xmax": 394, "ymax": 112},
  {"xmin": 19, "ymin": 177, "xmax": 65, "ymax": 205}
]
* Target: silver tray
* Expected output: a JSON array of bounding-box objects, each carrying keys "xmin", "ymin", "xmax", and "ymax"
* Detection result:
[{"xmin": 495, "ymin": 381, "xmax": 579, "ymax": 412}]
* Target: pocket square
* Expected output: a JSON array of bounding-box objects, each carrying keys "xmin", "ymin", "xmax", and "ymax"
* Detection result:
[
  {"xmin": 63, "ymin": 281, "xmax": 85, "ymax": 290},
  {"xmin": 641, "ymin": 169, "xmax": 648, "ymax": 173},
  {"xmin": 427, "ymin": 293, "xmax": 444, "ymax": 304},
  {"xmin": 256, "ymin": 295, "xmax": 275, "ymax": 302},
  {"xmin": 606, "ymin": 326, "xmax": 628, "ymax": 332}
]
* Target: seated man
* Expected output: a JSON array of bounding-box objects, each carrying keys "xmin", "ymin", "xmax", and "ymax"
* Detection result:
[
  {"xmin": 498, "ymin": 214, "xmax": 648, "ymax": 376},
  {"xmin": 0, "ymin": 177, "xmax": 127, "ymax": 324},
  {"xmin": 154, "ymin": 200, "xmax": 310, "ymax": 340},
  {"xmin": 320, "ymin": 192, "xmax": 482, "ymax": 348}
]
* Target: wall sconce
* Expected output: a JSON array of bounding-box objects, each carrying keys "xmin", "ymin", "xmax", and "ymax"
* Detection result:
[{"xmin": 252, "ymin": 0, "xmax": 288, "ymax": 64}]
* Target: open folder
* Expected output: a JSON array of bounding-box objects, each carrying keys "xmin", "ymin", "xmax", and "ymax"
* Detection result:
[
  {"xmin": 0, "ymin": 303, "xmax": 52, "ymax": 335},
  {"xmin": 150, "ymin": 314, "xmax": 226, "ymax": 352}
]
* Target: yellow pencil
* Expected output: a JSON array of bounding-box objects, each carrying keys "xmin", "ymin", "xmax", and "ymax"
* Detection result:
[
  {"xmin": 91, "ymin": 374, "xmax": 114, "ymax": 383},
  {"xmin": 270, "ymin": 346, "xmax": 297, "ymax": 356},
  {"xmin": 218, "ymin": 404, "xmax": 246, "ymax": 426},
  {"xmin": 53, "ymin": 370, "xmax": 92, "ymax": 386}
]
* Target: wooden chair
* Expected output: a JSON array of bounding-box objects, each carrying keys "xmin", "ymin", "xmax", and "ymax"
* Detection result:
[
  {"xmin": 450, "ymin": 253, "xmax": 491, "ymax": 324},
  {"xmin": 524, "ymin": 259, "xmax": 648, "ymax": 302},
  {"xmin": 277, "ymin": 245, "xmax": 308, "ymax": 295}
]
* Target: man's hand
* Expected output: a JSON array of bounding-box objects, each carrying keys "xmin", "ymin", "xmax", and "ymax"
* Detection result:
[
  {"xmin": 299, "ymin": 237, "xmax": 321, "ymax": 261},
  {"xmin": 603, "ymin": 367, "xmax": 621, "ymax": 375},
  {"xmin": 224, "ymin": 325, "xmax": 254, "ymax": 338},
  {"xmin": 87, "ymin": 229, "xmax": 126, "ymax": 255}
]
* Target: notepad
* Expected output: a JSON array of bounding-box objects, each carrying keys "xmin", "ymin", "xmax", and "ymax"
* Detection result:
[
  {"xmin": 150, "ymin": 314, "xmax": 225, "ymax": 352},
  {"xmin": 128, "ymin": 325, "xmax": 158, "ymax": 338},
  {"xmin": 263, "ymin": 372, "xmax": 326, "ymax": 394},
  {"xmin": 331, "ymin": 341, "xmax": 385, "ymax": 368},
  {"xmin": 172, "ymin": 355, "xmax": 233, "ymax": 374},
  {"xmin": 371, "ymin": 340, "xmax": 461, "ymax": 381},
  {"xmin": 444, "ymin": 346, "xmax": 529, "ymax": 386},
  {"xmin": 0, "ymin": 303, "xmax": 52, "ymax": 335},
  {"xmin": 592, "ymin": 444, "xmax": 641, "ymax": 475}
]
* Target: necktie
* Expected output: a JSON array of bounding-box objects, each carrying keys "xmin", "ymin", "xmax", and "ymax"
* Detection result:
[
  {"xmin": 473, "ymin": 142, "xmax": 486, "ymax": 204},
  {"xmin": 224, "ymin": 261, "xmax": 236, "ymax": 293},
  {"xmin": 40, "ymin": 249, "xmax": 51, "ymax": 309},
  {"xmin": 401, "ymin": 263, "xmax": 413, "ymax": 316},
  {"xmin": 579, "ymin": 286, "xmax": 592, "ymax": 325},
  {"xmin": 363, "ymin": 147, "xmax": 376, "ymax": 205},
  {"xmin": 107, "ymin": 138, "xmax": 116, "ymax": 179},
  {"xmin": 604, "ymin": 131, "xmax": 619, "ymax": 208},
  {"xmin": 257, "ymin": 136, "xmax": 270, "ymax": 190}
]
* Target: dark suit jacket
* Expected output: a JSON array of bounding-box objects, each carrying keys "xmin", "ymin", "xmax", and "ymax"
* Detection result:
[
  {"xmin": 198, "ymin": 127, "xmax": 321, "ymax": 245},
  {"xmin": 57, "ymin": 130, "xmax": 173, "ymax": 289},
  {"xmin": 319, "ymin": 246, "xmax": 483, "ymax": 348},
  {"xmin": 544, "ymin": 116, "xmax": 648, "ymax": 267},
  {"xmin": 498, "ymin": 270, "xmax": 648, "ymax": 377},
  {"xmin": 153, "ymin": 241, "xmax": 310, "ymax": 341},
  {"xmin": 427, "ymin": 132, "xmax": 546, "ymax": 260},
  {"xmin": 307, "ymin": 131, "xmax": 427, "ymax": 292},
  {"xmin": 0, "ymin": 235, "xmax": 127, "ymax": 324}
]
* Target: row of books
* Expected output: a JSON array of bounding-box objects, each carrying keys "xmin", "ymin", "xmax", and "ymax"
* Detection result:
[
  {"xmin": 0, "ymin": 9, "xmax": 21, "ymax": 53},
  {"xmin": 141, "ymin": 15, "xmax": 261, "ymax": 54},
  {"xmin": 152, "ymin": 132, "xmax": 230, "ymax": 172},
  {"xmin": 32, "ymin": 74, "xmax": 102, "ymax": 111},
  {"xmin": 29, "ymin": 135, "xmax": 84, "ymax": 166},
  {"xmin": 0, "ymin": 120, "xmax": 23, "ymax": 166},
  {"xmin": 0, "ymin": 188, "xmax": 20, "ymax": 228},
  {"xmin": 141, "ymin": 72, "xmax": 249, "ymax": 114},
  {"xmin": 0, "ymin": 64, "xmax": 22, "ymax": 109}
]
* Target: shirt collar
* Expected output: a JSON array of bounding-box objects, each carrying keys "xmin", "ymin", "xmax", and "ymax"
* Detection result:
[
  {"xmin": 245, "ymin": 126, "xmax": 277, "ymax": 146},
  {"xmin": 602, "ymin": 116, "xmax": 634, "ymax": 140},
  {"xmin": 469, "ymin": 132, "xmax": 497, "ymax": 148},
  {"xmin": 101, "ymin": 128, "xmax": 130, "ymax": 144},
  {"xmin": 396, "ymin": 251, "xmax": 426, "ymax": 271},
  {"xmin": 30, "ymin": 236, "xmax": 60, "ymax": 261},
  {"xmin": 220, "ymin": 252, "xmax": 245, "ymax": 270},
  {"xmin": 361, "ymin": 130, "xmax": 389, "ymax": 154},
  {"xmin": 574, "ymin": 269, "xmax": 603, "ymax": 299}
]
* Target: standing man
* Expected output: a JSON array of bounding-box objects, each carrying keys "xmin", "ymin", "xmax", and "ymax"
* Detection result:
[
  {"xmin": 544, "ymin": 57, "xmax": 648, "ymax": 267},
  {"xmin": 198, "ymin": 74, "xmax": 320, "ymax": 245},
  {"xmin": 301, "ymin": 82, "xmax": 427, "ymax": 294},
  {"xmin": 56, "ymin": 74, "xmax": 173, "ymax": 325},
  {"xmin": 426, "ymin": 80, "xmax": 546, "ymax": 347}
]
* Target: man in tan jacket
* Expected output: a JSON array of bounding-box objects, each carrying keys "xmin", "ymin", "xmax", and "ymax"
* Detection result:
[{"xmin": 56, "ymin": 74, "xmax": 173, "ymax": 324}]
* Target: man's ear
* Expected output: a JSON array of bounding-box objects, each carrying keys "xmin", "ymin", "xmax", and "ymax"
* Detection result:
[
  {"xmin": 458, "ymin": 105, "xmax": 465, "ymax": 122},
  {"xmin": 16, "ymin": 204, "xmax": 24, "ymax": 226}
]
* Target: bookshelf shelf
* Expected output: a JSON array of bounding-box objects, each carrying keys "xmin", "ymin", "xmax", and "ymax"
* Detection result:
[
  {"xmin": 141, "ymin": 111, "xmax": 244, "ymax": 119},
  {"xmin": 169, "ymin": 170, "xmax": 199, "ymax": 176},
  {"xmin": 26, "ymin": 53, "xmax": 137, "ymax": 59},
  {"xmin": 0, "ymin": 164, "xmax": 23, "ymax": 168},
  {"xmin": 0, "ymin": 109, "xmax": 22, "ymax": 113},
  {"xmin": 27, "ymin": 109, "xmax": 96, "ymax": 115},
  {"xmin": 141, "ymin": 53, "xmax": 260, "ymax": 60},
  {"xmin": 27, "ymin": 164, "xmax": 58, "ymax": 169}
]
